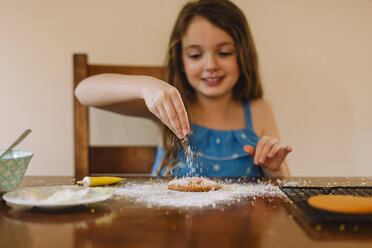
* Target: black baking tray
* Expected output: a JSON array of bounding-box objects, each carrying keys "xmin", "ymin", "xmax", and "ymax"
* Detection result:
[{"xmin": 280, "ymin": 186, "xmax": 372, "ymax": 224}]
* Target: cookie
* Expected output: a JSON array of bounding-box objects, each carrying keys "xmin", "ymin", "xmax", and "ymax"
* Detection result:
[
  {"xmin": 168, "ymin": 177, "xmax": 220, "ymax": 192},
  {"xmin": 307, "ymin": 195, "xmax": 372, "ymax": 214}
]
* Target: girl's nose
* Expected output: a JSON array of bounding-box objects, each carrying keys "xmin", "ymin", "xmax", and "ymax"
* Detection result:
[{"xmin": 204, "ymin": 54, "xmax": 218, "ymax": 72}]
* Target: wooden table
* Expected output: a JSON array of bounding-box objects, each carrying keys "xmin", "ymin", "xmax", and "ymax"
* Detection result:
[{"xmin": 0, "ymin": 176, "xmax": 371, "ymax": 248}]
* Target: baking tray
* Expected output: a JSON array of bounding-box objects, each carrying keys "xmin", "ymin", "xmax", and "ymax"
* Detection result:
[{"xmin": 280, "ymin": 186, "xmax": 372, "ymax": 224}]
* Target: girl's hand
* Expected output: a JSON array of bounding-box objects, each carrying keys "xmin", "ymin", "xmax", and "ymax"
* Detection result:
[
  {"xmin": 243, "ymin": 136, "xmax": 292, "ymax": 171},
  {"xmin": 142, "ymin": 79, "xmax": 190, "ymax": 139}
]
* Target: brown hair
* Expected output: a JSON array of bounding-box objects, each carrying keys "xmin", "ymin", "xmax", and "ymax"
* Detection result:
[{"xmin": 157, "ymin": 0, "xmax": 263, "ymax": 176}]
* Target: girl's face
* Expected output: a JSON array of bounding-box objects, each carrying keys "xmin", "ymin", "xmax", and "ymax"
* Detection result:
[{"xmin": 182, "ymin": 16, "xmax": 240, "ymax": 100}]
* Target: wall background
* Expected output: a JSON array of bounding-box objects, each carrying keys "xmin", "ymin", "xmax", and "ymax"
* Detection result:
[{"xmin": 1, "ymin": 0, "xmax": 371, "ymax": 176}]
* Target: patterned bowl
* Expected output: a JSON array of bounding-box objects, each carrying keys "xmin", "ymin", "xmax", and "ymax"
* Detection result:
[{"xmin": 0, "ymin": 150, "xmax": 33, "ymax": 193}]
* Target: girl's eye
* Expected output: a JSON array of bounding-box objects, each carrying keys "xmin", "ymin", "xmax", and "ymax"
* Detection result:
[
  {"xmin": 219, "ymin": 52, "xmax": 233, "ymax": 57},
  {"xmin": 189, "ymin": 54, "xmax": 201, "ymax": 59}
]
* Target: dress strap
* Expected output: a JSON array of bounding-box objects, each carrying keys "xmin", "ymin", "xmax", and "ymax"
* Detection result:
[{"xmin": 243, "ymin": 101, "xmax": 253, "ymax": 128}]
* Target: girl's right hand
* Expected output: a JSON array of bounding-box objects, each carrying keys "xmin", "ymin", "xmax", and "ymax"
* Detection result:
[{"xmin": 142, "ymin": 79, "xmax": 190, "ymax": 139}]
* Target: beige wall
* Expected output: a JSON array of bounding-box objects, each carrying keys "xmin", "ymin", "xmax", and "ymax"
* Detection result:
[{"xmin": 1, "ymin": 0, "xmax": 371, "ymax": 176}]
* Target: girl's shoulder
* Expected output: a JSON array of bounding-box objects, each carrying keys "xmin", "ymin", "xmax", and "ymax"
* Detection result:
[
  {"xmin": 249, "ymin": 98, "xmax": 273, "ymax": 114},
  {"xmin": 249, "ymin": 98, "xmax": 277, "ymax": 137}
]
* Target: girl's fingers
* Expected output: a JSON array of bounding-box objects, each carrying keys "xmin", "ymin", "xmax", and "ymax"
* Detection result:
[
  {"xmin": 260, "ymin": 139, "xmax": 278, "ymax": 159},
  {"xmin": 243, "ymin": 145, "xmax": 255, "ymax": 155},
  {"xmin": 162, "ymin": 99, "xmax": 183, "ymax": 138},
  {"xmin": 149, "ymin": 86, "xmax": 188, "ymax": 139},
  {"xmin": 267, "ymin": 142, "xmax": 281, "ymax": 158},
  {"xmin": 150, "ymin": 106, "xmax": 162, "ymax": 123},
  {"xmin": 254, "ymin": 136, "xmax": 270, "ymax": 164},
  {"xmin": 287, "ymin": 146, "xmax": 293, "ymax": 153},
  {"xmin": 246, "ymin": 140, "xmax": 292, "ymax": 171},
  {"xmin": 279, "ymin": 146, "xmax": 293, "ymax": 159},
  {"xmin": 171, "ymin": 93, "xmax": 190, "ymax": 137},
  {"xmin": 156, "ymin": 104, "xmax": 178, "ymax": 137},
  {"xmin": 267, "ymin": 146, "xmax": 292, "ymax": 171},
  {"xmin": 267, "ymin": 146, "xmax": 293, "ymax": 170},
  {"xmin": 253, "ymin": 136, "xmax": 264, "ymax": 164}
]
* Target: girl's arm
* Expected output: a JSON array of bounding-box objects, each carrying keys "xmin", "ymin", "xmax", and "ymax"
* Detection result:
[
  {"xmin": 248, "ymin": 99, "xmax": 292, "ymax": 177},
  {"xmin": 74, "ymin": 73, "xmax": 190, "ymax": 138}
]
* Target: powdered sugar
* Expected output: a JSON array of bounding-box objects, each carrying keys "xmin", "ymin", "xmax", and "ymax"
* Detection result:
[{"xmin": 113, "ymin": 179, "xmax": 283, "ymax": 208}]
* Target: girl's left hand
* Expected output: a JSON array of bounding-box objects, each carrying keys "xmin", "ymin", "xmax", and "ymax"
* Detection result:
[{"xmin": 243, "ymin": 136, "xmax": 292, "ymax": 171}]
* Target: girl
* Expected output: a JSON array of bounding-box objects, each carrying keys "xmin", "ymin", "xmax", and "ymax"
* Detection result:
[{"xmin": 75, "ymin": 0, "xmax": 292, "ymax": 177}]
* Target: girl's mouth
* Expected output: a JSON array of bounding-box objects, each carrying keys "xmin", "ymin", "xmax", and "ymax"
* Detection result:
[{"xmin": 202, "ymin": 76, "xmax": 224, "ymax": 86}]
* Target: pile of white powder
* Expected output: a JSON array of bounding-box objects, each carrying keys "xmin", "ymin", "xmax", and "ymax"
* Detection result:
[{"xmin": 112, "ymin": 179, "xmax": 284, "ymax": 208}]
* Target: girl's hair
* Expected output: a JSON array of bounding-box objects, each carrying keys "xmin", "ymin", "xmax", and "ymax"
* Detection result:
[{"xmin": 157, "ymin": 0, "xmax": 263, "ymax": 176}]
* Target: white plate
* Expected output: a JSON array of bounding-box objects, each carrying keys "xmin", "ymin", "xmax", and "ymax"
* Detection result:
[{"xmin": 2, "ymin": 185, "xmax": 113, "ymax": 209}]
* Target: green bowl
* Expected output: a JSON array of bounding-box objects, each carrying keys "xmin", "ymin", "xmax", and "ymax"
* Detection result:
[{"xmin": 0, "ymin": 150, "xmax": 33, "ymax": 193}]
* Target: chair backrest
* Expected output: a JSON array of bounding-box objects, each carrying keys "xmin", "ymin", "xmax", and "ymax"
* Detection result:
[{"xmin": 73, "ymin": 54, "xmax": 165, "ymax": 179}]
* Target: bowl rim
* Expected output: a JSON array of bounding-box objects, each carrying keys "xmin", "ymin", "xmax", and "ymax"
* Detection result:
[{"xmin": 0, "ymin": 149, "xmax": 33, "ymax": 160}]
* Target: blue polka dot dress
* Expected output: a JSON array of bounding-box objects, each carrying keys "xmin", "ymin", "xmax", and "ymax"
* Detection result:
[{"xmin": 151, "ymin": 101, "xmax": 262, "ymax": 177}]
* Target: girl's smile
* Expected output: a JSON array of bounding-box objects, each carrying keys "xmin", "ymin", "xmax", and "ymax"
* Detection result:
[{"xmin": 202, "ymin": 76, "xmax": 225, "ymax": 86}]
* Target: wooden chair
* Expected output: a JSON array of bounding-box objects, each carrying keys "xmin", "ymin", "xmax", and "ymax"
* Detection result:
[{"xmin": 73, "ymin": 54, "xmax": 165, "ymax": 179}]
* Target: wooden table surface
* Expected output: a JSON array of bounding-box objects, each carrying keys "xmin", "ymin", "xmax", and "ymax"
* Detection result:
[{"xmin": 1, "ymin": 176, "xmax": 371, "ymax": 248}]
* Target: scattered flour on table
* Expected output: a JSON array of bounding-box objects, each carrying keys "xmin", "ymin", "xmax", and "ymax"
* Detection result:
[{"xmin": 112, "ymin": 179, "xmax": 283, "ymax": 208}]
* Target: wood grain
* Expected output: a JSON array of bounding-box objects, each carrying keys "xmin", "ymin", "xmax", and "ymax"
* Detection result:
[{"xmin": 2, "ymin": 176, "xmax": 371, "ymax": 248}]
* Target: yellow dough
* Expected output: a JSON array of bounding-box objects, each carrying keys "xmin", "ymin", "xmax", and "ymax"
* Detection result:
[
  {"xmin": 307, "ymin": 195, "xmax": 372, "ymax": 214},
  {"xmin": 168, "ymin": 177, "xmax": 220, "ymax": 192}
]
